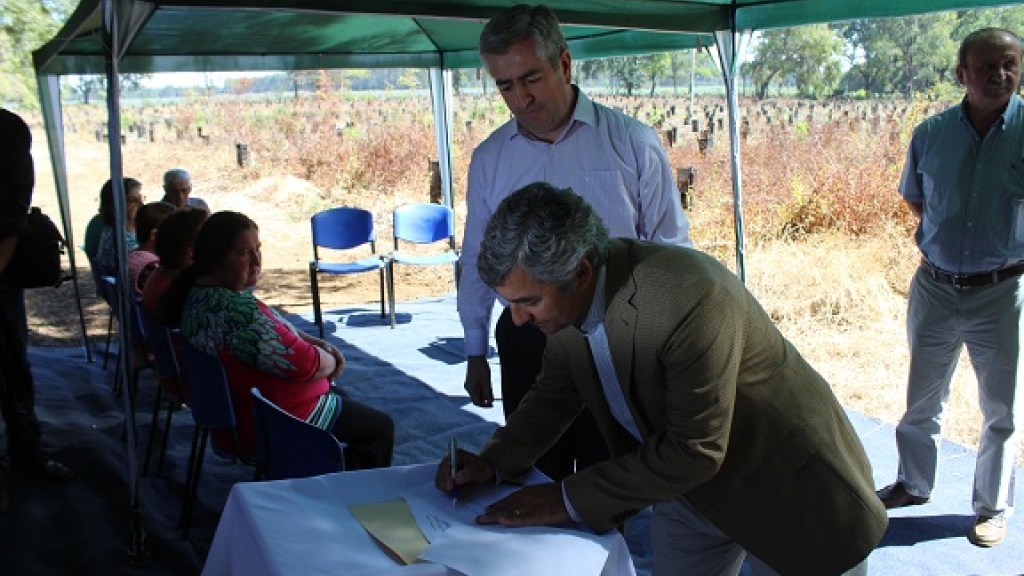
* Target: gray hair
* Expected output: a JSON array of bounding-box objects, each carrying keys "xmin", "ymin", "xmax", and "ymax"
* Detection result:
[
  {"xmin": 478, "ymin": 182, "xmax": 609, "ymax": 291},
  {"xmin": 958, "ymin": 28, "xmax": 1022, "ymax": 67},
  {"xmin": 163, "ymin": 168, "xmax": 191, "ymax": 187},
  {"xmin": 479, "ymin": 4, "xmax": 567, "ymax": 71}
]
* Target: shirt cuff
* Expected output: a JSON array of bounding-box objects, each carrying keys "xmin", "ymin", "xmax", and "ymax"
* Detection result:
[
  {"xmin": 463, "ymin": 327, "xmax": 490, "ymax": 357},
  {"xmin": 561, "ymin": 482, "xmax": 584, "ymax": 525}
]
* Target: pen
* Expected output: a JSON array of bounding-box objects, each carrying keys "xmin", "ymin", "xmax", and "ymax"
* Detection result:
[{"xmin": 449, "ymin": 436, "xmax": 459, "ymax": 506}]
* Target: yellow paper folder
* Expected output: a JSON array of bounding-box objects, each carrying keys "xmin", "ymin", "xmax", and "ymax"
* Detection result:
[{"xmin": 348, "ymin": 499, "xmax": 430, "ymax": 565}]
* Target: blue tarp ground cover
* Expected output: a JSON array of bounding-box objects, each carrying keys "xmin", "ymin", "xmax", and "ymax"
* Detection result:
[{"xmin": 1, "ymin": 294, "xmax": 1021, "ymax": 575}]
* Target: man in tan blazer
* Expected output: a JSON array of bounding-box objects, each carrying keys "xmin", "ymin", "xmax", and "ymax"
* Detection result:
[{"xmin": 438, "ymin": 182, "xmax": 888, "ymax": 575}]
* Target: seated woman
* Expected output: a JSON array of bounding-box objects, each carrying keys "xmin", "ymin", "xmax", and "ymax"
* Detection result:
[
  {"xmin": 95, "ymin": 177, "xmax": 144, "ymax": 277},
  {"xmin": 83, "ymin": 181, "xmax": 114, "ymax": 262},
  {"xmin": 160, "ymin": 211, "xmax": 394, "ymax": 470},
  {"xmin": 127, "ymin": 201, "xmax": 175, "ymax": 297},
  {"xmin": 141, "ymin": 207, "xmax": 208, "ymax": 313}
]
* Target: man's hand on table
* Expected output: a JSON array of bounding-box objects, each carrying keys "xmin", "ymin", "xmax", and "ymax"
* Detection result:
[{"xmin": 478, "ymin": 483, "xmax": 570, "ymax": 527}]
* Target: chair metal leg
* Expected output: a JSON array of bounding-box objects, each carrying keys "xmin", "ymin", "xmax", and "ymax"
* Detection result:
[
  {"xmin": 155, "ymin": 400, "xmax": 176, "ymax": 477},
  {"xmin": 378, "ymin": 268, "xmax": 386, "ymax": 319},
  {"xmin": 142, "ymin": 386, "xmax": 164, "ymax": 476},
  {"xmin": 180, "ymin": 426, "xmax": 208, "ymax": 538},
  {"xmin": 386, "ymin": 262, "xmax": 396, "ymax": 329},
  {"xmin": 310, "ymin": 265, "xmax": 324, "ymax": 338},
  {"xmin": 103, "ymin": 309, "xmax": 114, "ymax": 370}
]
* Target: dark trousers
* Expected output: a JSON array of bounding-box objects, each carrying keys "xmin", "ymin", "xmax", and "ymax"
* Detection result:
[
  {"xmin": 331, "ymin": 397, "xmax": 395, "ymax": 471},
  {"xmin": 495, "ymin": 307, "xmax": 608, "ymax": 482},
  {"xmin": 0, "ymin": 281, "xmax": 42, "ymax": 466}
]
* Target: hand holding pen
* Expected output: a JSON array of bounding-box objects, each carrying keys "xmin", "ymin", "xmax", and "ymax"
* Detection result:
[{"xmin": 435, "ymin": 441, "xmax": 497, "ymax": 504}]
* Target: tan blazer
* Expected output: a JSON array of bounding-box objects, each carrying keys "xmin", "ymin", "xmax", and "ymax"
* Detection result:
[{"xmin": 482, "ymin": 239, "xmax": 888, "ymax": 576}]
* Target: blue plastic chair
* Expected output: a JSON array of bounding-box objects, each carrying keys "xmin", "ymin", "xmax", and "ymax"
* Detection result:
[
  {"xmin": 104, "ymin": 276, "xmax": 149, "ymax": 399},
  {"xmin": 250, "ymin": 387, "xmax": 346, "ymax": 480},
  {"xmin": 136, "ymin": 305, "xmax": 188, "ymax": 478},
  {"xmin": 80, "ymin": 247, "xmax": 110, "ymax": 364},
  {"xmin": 309, "ymin": 207, "xmax": 391, "ymax": 337},
  {"xmin": 176, "ymin": 340, "xmax": 260, "ymax": 538},
  {"xmin": 388, "ymin": 203, "xmax": 460, "ymax": 328}
]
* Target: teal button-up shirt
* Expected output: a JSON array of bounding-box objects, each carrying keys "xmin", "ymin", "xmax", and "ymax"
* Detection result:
[{"xmin": 900, "ymin": 95, "xmax": 1024, "ymax": 274}]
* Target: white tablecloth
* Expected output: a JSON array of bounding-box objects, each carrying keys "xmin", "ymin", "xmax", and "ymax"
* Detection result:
[{"xmin": 202, "ymin": 464, "xmax": 637, "ymax": 576}]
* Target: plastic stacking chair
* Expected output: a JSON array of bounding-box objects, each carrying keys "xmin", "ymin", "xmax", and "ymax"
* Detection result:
[
  {"xmin": 309, "ymin": 207, "xmax": 391, "ymax": 337},
  {"xmin": 176, "ymin": 340, "xmax": 261, "ymax": 539},
  {"xmin": 83, "ymin": 248, "xmax": 113, "ymax": 364},
  {"xmin": 104, "ymin": 276, "xmax": 148, "ymax": 400},
  {"xmin": 136, "ymin": 305, "xmax": 188, "ymax": 478},
  {"xmin": 250, "ymin": 388, "xmax": 346, "ymax": 480},
  {"xmin": 388, "ymin": 203, "xmax": 460, "ymax": 328}
]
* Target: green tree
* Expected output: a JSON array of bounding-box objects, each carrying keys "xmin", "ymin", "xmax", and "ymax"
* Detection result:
[
  {"xmin": 891, "ymin": 14, "xmax": 957, "ymax": 95},
  {"xmin": 788, "ymin": 25, "xmax": 844, "ymax": 98},
  {"xmin": 575, "ymin": 58, "xmax": 604, "ymax": 84},
  {"xmin": 954, "ymin": 6, "xmax": 1024, "ymax": 41},
  {"xmin": 637, "ymin": 53, "xmax": 670, "ymax": 97},
  {"xmin": 606, "ymin": 56, "xmax": 644, "ymax": 96},
  {"xmin": 837, "ymin": 14, "xmax": 956, "ymax": 97},
  {"xmin": 744, "ymin": 25, "xmax": 843, "ymax": 99},
  {"xmin": 666, "ymin": 48, "xmax": 717, "ymax": 96},
  {"xmin": 69, "ymin": 75, "xmax": 102, "ymax": 104},
  {"xmin": 63, "ymin": 73, "xmax": 152, "ymax": 104},
  {"xmin": 834, "ymin": 20, "xmax": 899, "ymax": 95},
  {"xmin": 0, "ymin": 0, "xmax": 75, "ymax": 108}
]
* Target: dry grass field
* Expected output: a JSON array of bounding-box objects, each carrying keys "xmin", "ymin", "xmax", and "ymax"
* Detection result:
[{"xmin": 16, "ymin": 88, "xmax": 1001, "ymax": 464}]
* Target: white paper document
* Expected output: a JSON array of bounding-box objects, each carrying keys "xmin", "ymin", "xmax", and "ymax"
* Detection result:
[
  {"xmin": 418, "ymin": 524, "xmax": 610, "ymax": 576},
  {"xmin": 399, "ymin": 479, "xmax": 528, "ymax": 543},
  {"xmin": 398, "ymin": 475, "xmax": 614, "ymax": 576}
]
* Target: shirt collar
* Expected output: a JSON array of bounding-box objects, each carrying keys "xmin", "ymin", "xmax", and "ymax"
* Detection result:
[
  {"xmin": 958, "ymin": 93, "xmax": 1020, "ymax": 132},
  {"xmin": 513, "ymin": 85, "xmax": 595, "ymax": 143},
  {"xmin": 579, "ymin": 265, "xmax": 607, "ymax": 335}
]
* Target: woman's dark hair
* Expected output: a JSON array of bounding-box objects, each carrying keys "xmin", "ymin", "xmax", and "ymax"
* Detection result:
[
  {"xmin": 159, "ymin": 211, "xmax": 258, "ymax": 327},
  {"xmin": 134, "ymin": 202, "xmax": 176, "ymax": 248},
  {"xmin": 99, "ymin": 177, "xmax": 143, "ymax": 227},
  {"xmin": 154, "ymin": 207, "xmax": 209, "ymax": 270}
]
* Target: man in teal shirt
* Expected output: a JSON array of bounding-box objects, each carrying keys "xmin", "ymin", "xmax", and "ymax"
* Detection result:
[{"xmin": 877, "ymin": 27, "xmax": 1024, "ymax": 549}]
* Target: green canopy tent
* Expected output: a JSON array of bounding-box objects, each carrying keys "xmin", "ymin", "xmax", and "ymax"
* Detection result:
[
  {"xmin": 33, "ymin": 0, "xmax": 714, "ymax": 362},
  {"xmin": 31, "ymin": 0, "xmax": 713, "ymax": 560},
  {"xmin": 30, "ymin": 0, "xmax": 1022, "ymax": 564}
]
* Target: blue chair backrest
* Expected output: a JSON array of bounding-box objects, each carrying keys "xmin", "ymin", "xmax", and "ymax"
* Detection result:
[
  {"xmin": 311, "ymin": 207, "xmax": 375, "ymax": 250},
  {"xmin": 136, "ymin": 304, "xmax": 180, "ymax": 382},
  {"xmin": 177, "ymin": 340, "xmax": 237, "ymax": 430},
  {"xmin": 101, "ymin": 274, "xmax": 118, "ymax": 310},
  {"xmin": 85, "ymin": 252, "xmax": 109, "ymax": 301},
  {"xmin": 104, "ymin": 276, "xmax": 146, "ymax": 345},
  {"xmin": 393, "ymin": 203, "xmax": 455, "ymax": 245},
  {"xmin": 250, "ymin": 387, "xmax": 345, "ymax": 480}
]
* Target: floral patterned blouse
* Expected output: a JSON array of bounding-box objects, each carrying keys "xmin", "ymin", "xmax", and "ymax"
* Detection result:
[
  {"xmin": 180, "ymin": 285, "xmax": 340, "ymax": 454},
  {"xmin": 96, "ymin": 227, "xmax": 138, "ymax": 277}
]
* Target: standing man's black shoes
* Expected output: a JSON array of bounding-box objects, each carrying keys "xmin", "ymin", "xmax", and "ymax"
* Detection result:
[{"xmin": 876, "ymin": 482, "xmax": 929, "ymax": 509}]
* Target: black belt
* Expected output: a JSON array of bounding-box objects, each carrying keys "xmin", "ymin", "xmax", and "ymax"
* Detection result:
[{"xmin": 922, "ymin": 260, "xmax": 1024, "ymax": 289}]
